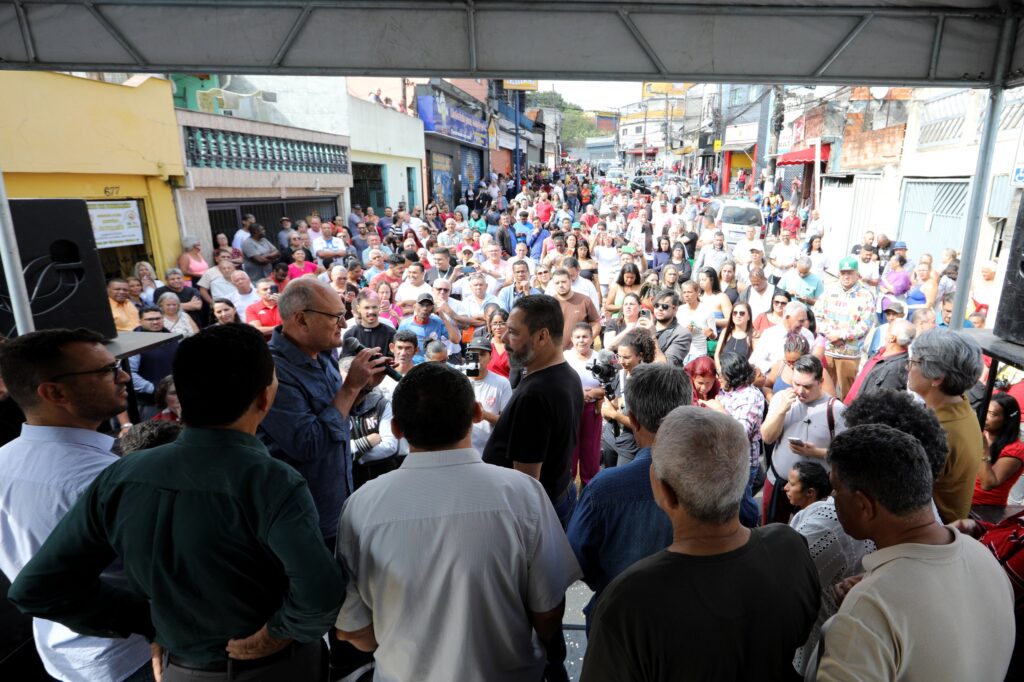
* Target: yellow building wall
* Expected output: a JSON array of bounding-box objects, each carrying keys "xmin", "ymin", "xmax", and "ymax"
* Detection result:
[
  {"xmin": 4, "ymin": 173, "xmax": 181, "ymax": 275},
  {"xmin": 0, "ymin": 72, "xmax": 185, "ymax": 274}
]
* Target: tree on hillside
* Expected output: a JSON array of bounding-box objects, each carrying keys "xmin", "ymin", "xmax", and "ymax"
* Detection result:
[{"xmin": 527, "ymin": 90, "xmax": 613, "ymax": 149}]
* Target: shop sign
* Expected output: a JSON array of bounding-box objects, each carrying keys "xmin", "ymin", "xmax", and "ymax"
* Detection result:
[
  {"xmin": 87, "ymin": 200, "xmax": 145, "ymax": 248},
  {"xmin": 417, "ymin": 95, "xmax": 487, "ymax": 147}
]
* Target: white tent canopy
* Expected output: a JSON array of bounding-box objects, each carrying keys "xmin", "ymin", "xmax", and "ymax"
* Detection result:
[
  {"xmin": 0, "ymin": 1, "xmax": 1021, "ymax": 87},
  {"xmin": 1, "ymin": 0, "xmax": 1022, "ymax": 333}
]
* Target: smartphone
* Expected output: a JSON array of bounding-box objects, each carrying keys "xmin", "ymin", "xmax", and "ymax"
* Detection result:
[
  {"xmin": 269, "ymin": 284, "xmax": 279, "ymax": 295},
  {"xmin": 461, "ymin": 266, "xmax": 475, "ymax": 274},
  {"xmin": 639, "ymin": 309, "xmax": 652, "ymax": 319},
  {"xmin": 788, "ymin": 437, "xmax": 805, "ymax": 448}
]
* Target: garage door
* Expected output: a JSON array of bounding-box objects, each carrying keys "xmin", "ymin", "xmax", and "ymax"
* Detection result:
[{"xmin": 897, "ymin": 180, "xmax": 969, "ymax": 262}]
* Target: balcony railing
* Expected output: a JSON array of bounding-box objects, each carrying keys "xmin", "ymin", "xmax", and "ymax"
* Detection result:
[{"xmin": 183, "ymin": 126, "xmax": 349, "ymax": 174}]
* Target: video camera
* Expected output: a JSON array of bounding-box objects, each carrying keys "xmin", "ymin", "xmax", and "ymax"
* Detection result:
[
  {"xmin": 586, "ymin": 349, "xmax": 619, "ymax": 401},
  {"xmin": 452, "ymin": 350, "xmax": 481, "ymax": 378}
]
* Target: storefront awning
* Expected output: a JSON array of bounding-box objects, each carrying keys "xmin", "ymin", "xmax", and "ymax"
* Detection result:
[
  {"xmin": 625, "ymin": 147, "xmax": 658, "ymax": 155},
  {"xmin": 776, "ymin": 144, "xmax": 831, "ymax": 166},
  {"xmin": 721, "ymin": 141, "xmax": 755, "ymax": 153}
]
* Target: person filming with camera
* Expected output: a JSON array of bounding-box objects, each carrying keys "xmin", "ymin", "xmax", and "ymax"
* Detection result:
[
  {"xmin": 464, "ymin": 337, "xmax": 512, "ymax": 452},
  {"xmin": 601, "ymin": 328, "xmax": 658, "ymax": 467}
]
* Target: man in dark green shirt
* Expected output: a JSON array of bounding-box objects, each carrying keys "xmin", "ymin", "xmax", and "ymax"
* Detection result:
[{"xmin": 10, "ymin": 325, "xmax": 346, "ymax": 680}]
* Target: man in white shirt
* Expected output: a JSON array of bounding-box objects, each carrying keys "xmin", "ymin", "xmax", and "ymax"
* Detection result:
[
  {"xmin": 395, "ymin": 261, "xmax": 433, "ymax": 317},
  {"xmin": 734, "ymin": 225, "xmax": 765, "ymax": 267},
  {"xmin": 811, "ymin": 424, "xmax": 1015, "ymax": 681},
  {"xmin": 465, "ymin": 338, "xmax": 512, "ymax": 451},
  {"xmin": 334, "ymin": 362, "xmax": 580, "ymax": 682},
  {"xmin": 0, "ymin": 329, "xmax": 152, "ymax": 681},
  {"xmin": 312, "ymin": 223, "xmax": 347, "ymax": 269},
  {"xmin": 750, "ymin": 300, "xmax": 816, "ymax": 374},
  {"xmin": 738, "ymin": 267, "xmax": 777, "ymax": 319},
  {"xmin": 231, "ymin": 213, "xmax": 255, "ymax": 251},
  {"xmin": 769, "ymin": 231, "xmax": 801, "ymax": 283},
  {"xmin": 228, "ymin": 270, "xmax": 260, "ymax": 311}
]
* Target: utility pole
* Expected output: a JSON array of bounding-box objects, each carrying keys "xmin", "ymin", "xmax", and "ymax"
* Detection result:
[
  {"xmin": 765, "ymin": 84, "xmax": 785, "ymax": 194},
  {"xmin": 665, "ymin": 92, "xmax": 671, "ymax": 169},
  {"xmin": 642, "ymin": 101, "xmax": 649, "ymax": 165}
]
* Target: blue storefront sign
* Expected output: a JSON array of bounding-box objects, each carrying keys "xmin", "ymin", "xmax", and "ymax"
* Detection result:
[{"xmin": 418, "ymin": 94, "xmax": 487, "ymax": 148}]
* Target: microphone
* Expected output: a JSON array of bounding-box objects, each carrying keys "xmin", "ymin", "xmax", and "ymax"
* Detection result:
[{"xmin": 342, "ymin": 337, "xmax": 404, "ymax": 382}]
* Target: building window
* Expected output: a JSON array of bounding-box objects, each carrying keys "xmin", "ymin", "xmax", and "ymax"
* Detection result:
[
  {"xmin": 635, "ymin": 125, "xmax": 642, "ymax": 133},
  {"xmin": 730, "ymin": 88, "xmax": 747, "ymax": 107},
  {"xmin": 917, "ymin": 90, "xmax": 968, "ymax": 149}
]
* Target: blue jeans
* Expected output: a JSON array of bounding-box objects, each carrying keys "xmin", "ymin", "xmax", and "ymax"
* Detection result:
[
  {"xmin": 739, "ymin": 465, "xmax": 760, "ymax": 528},
  {"xmin": 553, "ymin": 482, "xmax": 578, "ymax": 530}
]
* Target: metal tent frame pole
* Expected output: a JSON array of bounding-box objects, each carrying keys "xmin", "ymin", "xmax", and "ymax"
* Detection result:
[
  {"xmin": 0, "ymin": 167, "xmax": 34, "ymax": 335},
  {"xmin": 951, "ymin": 16, "xmax": 1017, "ymax": 331}
]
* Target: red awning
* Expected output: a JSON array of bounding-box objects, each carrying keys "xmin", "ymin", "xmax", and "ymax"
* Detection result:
[
  {"xmin": 625, "ymin": 147, "xmax": 659, "ymax": 155},
  {"xmin": 776, "ymin": 144, "xmax": 831, "ymax": 166}
]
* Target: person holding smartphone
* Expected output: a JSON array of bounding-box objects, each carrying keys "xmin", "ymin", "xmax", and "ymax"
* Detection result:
[
  {"xmin": 245, "ymin": 277, "xmax": 283, "ymax": 338},
  {"xmin": 759, "ymin": 354, "xmax": 847, "ymax": 525}
]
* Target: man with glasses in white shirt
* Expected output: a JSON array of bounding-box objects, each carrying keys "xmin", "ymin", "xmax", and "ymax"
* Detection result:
[{"xmin": 0, "ymin": 329, "xmax": 153, "ymax": 682}]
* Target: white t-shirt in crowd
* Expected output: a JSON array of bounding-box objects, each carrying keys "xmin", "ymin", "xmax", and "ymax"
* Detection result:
[
  {"xmin": 765, "ymin": 393, "xmax": 846, "ymax": 482},
  {"xmin": 470, "ymin": 372, "xmax": 513, "ymax": 452},
  {"xmin": 770, "ymin": 242, "xmax": 800, "ymax": 279},
  {"xmin": 395, "ymin": 281, "xmax": 432, "ymax": 305}
]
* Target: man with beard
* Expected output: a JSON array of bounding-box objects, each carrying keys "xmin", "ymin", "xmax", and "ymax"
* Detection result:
[
  {"xmin": 343, "ymin": 290, "xmax": 396, "ymax": 358},
  {"xmin": 645, "ymin": 289, "xmax": 692, "ymax": 367},
  {"xmin": 483, "ymin": 295, "xmax": 583, "ymax": 529}
]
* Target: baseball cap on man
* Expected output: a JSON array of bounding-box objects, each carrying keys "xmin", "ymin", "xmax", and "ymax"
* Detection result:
[
  {"xmin": 465, "ymin": 338, "xmax": 492, "ymax": 353},
  {"xmin": 838, "ymin": 256, "xmax": 859, "ymax": 271},
  {"xmin": 883, "ymin": 300, "xmax": 906, "ymax": 315},
  {"xmin": 416, "ymin": 292, "xmax": 434, "ymax": 305},
  {"xmin": 892, "ymin": 241, "xmax": 908, "ymax": 250}
]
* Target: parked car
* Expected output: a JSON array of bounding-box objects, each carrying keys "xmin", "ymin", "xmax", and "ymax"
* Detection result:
[
  {"xmin": 716, "ymin": 199, "xmax": 765, "ymax": 244},
  {"xmin": 630, "ymin": 175, "xmax": 659, "ymax": 193},
  {"xmin": 606, "ymin": 168, "xmax": 627, "ymax": 184}
]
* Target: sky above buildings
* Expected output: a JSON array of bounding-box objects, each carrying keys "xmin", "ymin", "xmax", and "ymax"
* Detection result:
[{"xmin": 537, "ymin": 80, "xmax": 643, "ymax": 111}]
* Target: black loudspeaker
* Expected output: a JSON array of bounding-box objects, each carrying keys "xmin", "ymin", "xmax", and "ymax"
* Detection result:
[
  {"xmin": 0, "ymin": 199, "xmax": 117, "ymax": 339},
  {"xmin": 994, "ymin": 202, "xmax": 1024, "ymax": 345}
]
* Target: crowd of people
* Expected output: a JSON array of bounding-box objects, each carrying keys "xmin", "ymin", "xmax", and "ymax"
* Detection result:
[{"xmin": 0, "ymin": 161, "xmax": 1022, "ymax": 681}]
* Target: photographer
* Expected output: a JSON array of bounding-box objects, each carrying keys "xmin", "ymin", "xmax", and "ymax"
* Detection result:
[
  {"xmin": 601, "ymin": 328, "xmax": 657, "ymax": 467},
  {"xmin": 340, "ymin": 356, "xmax": 401, "ymax": 489},
  {"xmin": 465, "ymin": 338, "xmax": 512, "ymax": 452},
  {"xmin": 563, "ymin": 323, "xmax": 606, "ymax": 486}
]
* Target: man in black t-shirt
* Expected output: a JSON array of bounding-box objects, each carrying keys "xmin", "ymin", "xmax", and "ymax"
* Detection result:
[
  {"xmin": 342, "ymin": 290, "xmax": 396, "ymax": 358},
  {"xmin": 581, "ymin": 406, "xmax": 820, "ymax": 682},
  {"xmin": 483, "ymin": 295, "xmax": 583, "ymax": 529}
]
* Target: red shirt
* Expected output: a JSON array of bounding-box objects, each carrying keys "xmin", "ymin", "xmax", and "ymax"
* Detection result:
[
  {"xmin": 581, "ymin": 213, "xmax": 600, "ymax": 229},
  {"xmin": 246, "ymin": 301, "xmax": 281, "ymax": 331},
  {"xmin": 536, "ymin": 200, "xmax": 554, "ymax": 224},
  {"xmin": 782, "ymin": 215, "xmax": 801, "ymax": 237},
  {"xmin": 487, "ymin": 343, "xmax": 510, "ymax": 378},
  {"xmin": 973, "ymin": 441, "xmax": 1024, "ymax": 506},
  {"xmin": 369, "ymin": 271, "xmax": 403, "ymax": 292}
]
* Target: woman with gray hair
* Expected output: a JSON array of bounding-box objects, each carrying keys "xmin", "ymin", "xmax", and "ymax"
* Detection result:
[
  {"xmin": 158, "ymin": 292, "xmax": 199, "ymax": 338},
  {"xmin": 177, "ymin": 235, "xmax": 209, "ymax": 286},
  {"xmin": 908, "ymin": 328, "xmax": 984, "ymax": 523}
]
